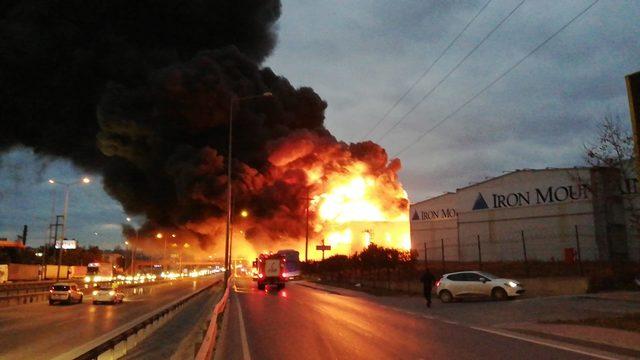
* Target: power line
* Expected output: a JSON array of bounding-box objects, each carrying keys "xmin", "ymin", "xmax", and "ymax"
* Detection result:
[
  {"xmin": 360, "ymin": 0, "xmax": 493, "ymax": 141},
  {"xmin": 376, "ymin": 0, "xmax": 526, "ymax": 143},
  {"xmin": 392, "ymin": 0, "xmax": 600, "ymax": 158}
]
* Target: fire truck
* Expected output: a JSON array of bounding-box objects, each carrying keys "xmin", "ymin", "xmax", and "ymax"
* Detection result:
[
  {"xmin": 84, "ymin": 262, "xmax": 114, "ymax": 283},
  {"xmin": 254, "ymin": 253, "xmax": 286, "ymax": 290}
]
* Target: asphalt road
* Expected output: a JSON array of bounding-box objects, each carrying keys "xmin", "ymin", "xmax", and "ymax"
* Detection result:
[
  {"xmin": 216, "ymin": 277, "xmax": 599, "ymax": 360},
  {"xmin": 0, "ymin": 275, "xmax": 220, "ymax": 360}
]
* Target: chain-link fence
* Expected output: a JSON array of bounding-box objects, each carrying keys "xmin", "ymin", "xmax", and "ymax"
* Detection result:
[{"xmin": 414, "ymin": 224, "xmax": 605, "ymax": 277}]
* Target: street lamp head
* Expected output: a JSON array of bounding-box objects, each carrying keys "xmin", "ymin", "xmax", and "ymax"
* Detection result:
[
  {"xmin": 125, "ymin": 241, "xmax": 129, "ymax": 245},
  {"xmin": 171, "ymin": 234, "xmax": 176, "ymax": 238},
  {"xmin": 82, "ymin": 177, "xmax": 91, "ymax": 184},
  {"xmin": 48, "ymin": 179, "xmax": 55, "ymax": 184},
  {"xmin": 262, "ymin": 92, "xmax": 273, "ymax": 97},
  {"xmin": 240, "ymin": 210, "xmax": 249, "ymax": 218},
  {"xmin": 156, "ymin": 233, "xmax": 163, "ymax": 239},
  {"xmin": 126, "ymin": 217, "xmax": 131, "ymax": 222}
]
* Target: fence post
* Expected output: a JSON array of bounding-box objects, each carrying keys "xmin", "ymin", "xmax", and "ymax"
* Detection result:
[
  {"xmin": 441, "ymin": 238, "xmax": 445, "ymax": 274},
  {"xmin": 423, "ymin": 242, "xmax": 428, "ymax": 269},
  {"xmin": 521, "ymin": 230, "xmax": 529, "ymax": 277},
  {"xmin": 574, "ymin": 224, "xmax": 584, "ymax": 276},
  {"xmin": 477, "ymin": 234, "xmax": 482, "ymax": 270}
]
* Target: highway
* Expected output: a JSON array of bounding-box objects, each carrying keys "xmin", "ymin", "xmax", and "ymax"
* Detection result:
[
  {"xmin": 216, "ymin": 278, "xmax": 599, "ymax": 360},
  {"xmin": 0, "ymin": 275, "xmax": 220, "ymax": 360}
]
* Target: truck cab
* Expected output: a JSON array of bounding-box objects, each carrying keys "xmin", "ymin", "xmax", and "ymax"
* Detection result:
[{"xmin": 256, "ymin": 253, "xmax": 285, "ymax": 291}]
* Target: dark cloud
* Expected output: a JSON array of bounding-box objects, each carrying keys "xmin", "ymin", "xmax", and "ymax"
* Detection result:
[{"xmin": 265, "ymin": 0, "xmax": 640, "ymax": 202}]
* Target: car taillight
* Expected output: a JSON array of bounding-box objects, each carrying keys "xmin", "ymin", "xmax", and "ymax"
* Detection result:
[
  {"xmin": 435, "ymin": 279, "xmax": 441, "ymax": 287},
  {"xmin": 49, "ymin": 289, "xmax": 53, "ymax": 293}
]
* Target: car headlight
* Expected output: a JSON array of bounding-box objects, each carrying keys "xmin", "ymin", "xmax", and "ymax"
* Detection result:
[
  {"xmin": 84, "ymin": 276, "xmax": 91, "ymax": 283},
  {"xmin": 92, "ymin": 290, "xmax": 98, "ymax": 296},
  {"xmin": 505, "ymin": 281, "xmax": 518, "ymax": 288}
]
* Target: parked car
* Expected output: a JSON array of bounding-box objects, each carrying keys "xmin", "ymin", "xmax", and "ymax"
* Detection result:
[
  {"xmin": 49, "ymin": 282, "xmax": 84, "ymax": 305},
  {"xmin": 635, "ymin": 274, "xmax": 640, "ymax": 288},
  {"xmin": 436, "ymin": 271, "xmax": 524, "ymax": 303},
  {"xmin": 92, "ymin": 285, "xmax": 124, "ymax": 304}
]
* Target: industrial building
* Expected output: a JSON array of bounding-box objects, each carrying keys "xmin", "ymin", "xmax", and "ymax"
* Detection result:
[{"xmin": 410, "ymin": 167, "xmax": 640, "ymax": 262}]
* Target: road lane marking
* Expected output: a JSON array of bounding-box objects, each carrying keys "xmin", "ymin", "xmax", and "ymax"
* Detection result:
[
  {"xmin": 468, "ymin": 326, "xmax": 619, "ymax": 360},
  {"xmin": 235, "ymin": 295, "xmax": 252, "ymax": 360}
]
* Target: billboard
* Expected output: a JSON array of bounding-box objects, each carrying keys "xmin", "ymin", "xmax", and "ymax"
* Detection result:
[{"xmin": 55, "ymin": 239, "xmax": 77, "ymax": 249}]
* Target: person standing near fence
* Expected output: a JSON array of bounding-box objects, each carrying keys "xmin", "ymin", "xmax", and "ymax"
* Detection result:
[{"xmin": 420, "ymin": 268, "xmax": 435, "ymax": 308}]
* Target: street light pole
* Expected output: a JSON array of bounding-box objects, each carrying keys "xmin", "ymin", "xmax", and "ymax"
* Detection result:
[
  {"xmin": 224, "ymin": 97, "xmax": 233, "ymax": 284},
  {"xmin": 49, "ymin": 177, "xmax": 90, "ymax": 281},
  {"xmin": 224, "ymin": 92, "xmax": 272, "ymax": 287}
]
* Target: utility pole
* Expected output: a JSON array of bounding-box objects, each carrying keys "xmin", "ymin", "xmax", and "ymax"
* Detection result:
[
  {"xmin": 56, "ymin": 185, "xmax": 71, "ymax": 281},
  {"xmin": 42, "ymin": 187, "xmax": 57, "ymax": 280},
  {"xmin": 131, "ymin": 243, "xmax": 136, "ymax": 275},
  {"xmin": 18, "ymin": 225, "xmax": 27, "ymax": 245},
  {"xmin": 46, "ymin": 217, "xmax": 63, "ymax": 280},
  {"xmin": 626, "ymin": 71, "xmax": 640, "ymax": 179}
]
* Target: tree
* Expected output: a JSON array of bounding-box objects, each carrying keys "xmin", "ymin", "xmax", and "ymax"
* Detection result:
[
  {"xmin": 585, "ymin": 113, "xmax": 634, "ymax": 170},
  {"xmin": 584, "ymin": 113, "xmax": 640, "ymax": 260}
]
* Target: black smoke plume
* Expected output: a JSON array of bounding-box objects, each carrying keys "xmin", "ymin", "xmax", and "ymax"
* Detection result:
[{"xmin": 0, "ymin": 1, "xmax": 407, "ymax": 249}]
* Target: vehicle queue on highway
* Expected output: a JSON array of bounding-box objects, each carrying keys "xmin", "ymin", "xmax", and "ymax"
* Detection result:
[{"xmin": 47, "ymin": 267, "xmax": 223, "ymax": 306}]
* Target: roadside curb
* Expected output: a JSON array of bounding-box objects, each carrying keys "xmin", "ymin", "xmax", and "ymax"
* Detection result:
[{"xmin": 504, "ymin": 327, "xmax": 640, "ymax": 358}]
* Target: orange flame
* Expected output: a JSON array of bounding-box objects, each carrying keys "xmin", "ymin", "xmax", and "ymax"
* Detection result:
[{"xmin": 313, "ymin": 162, "xmax": 410, "ymax": 258}]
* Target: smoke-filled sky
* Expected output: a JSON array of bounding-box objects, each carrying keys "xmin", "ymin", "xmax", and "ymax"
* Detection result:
[{"xmin": 1, "ymin": 0, "xmax": 639, "ymax": 250}]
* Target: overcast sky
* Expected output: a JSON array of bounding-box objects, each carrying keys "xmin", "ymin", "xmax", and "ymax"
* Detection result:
[{"xmin": 1, "ymin": 0, "xmax": 639, "ymax": 248}]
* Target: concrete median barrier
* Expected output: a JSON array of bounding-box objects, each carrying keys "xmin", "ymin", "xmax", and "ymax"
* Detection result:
[{"xmin": 194, "ymin": 281, "xmax": 231, "ymax": 360}]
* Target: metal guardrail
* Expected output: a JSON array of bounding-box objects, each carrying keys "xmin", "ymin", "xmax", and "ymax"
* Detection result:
[
  {"xmin": 0, "ymin": 291, "xmax": 50, "ymax": 306},
  {"xmin": 0, "ymin": 278, "xmax": 183, "ymax": 307},
  {"xmin": 195, "ymin": 280, "xmax": 231, "ymax": 360},
  {"xmin": 58, "ymin": 278, "xmax": 222, "ymax": 360},
  {"xmin": 0, "ymin": 281, "xmax": 55, "ymax": 296}
]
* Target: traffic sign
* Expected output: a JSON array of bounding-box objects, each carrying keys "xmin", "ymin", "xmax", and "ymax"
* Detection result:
[{"xmin": 316, "ymin": 245, "xmax": 331, "ymax": 251}]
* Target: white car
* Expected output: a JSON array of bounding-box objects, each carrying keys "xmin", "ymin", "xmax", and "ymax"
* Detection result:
[
  {"xmin": 436, "ymin": 271, "xmax": 524, "ymax": 302},
  {"xmin": 49, "ymin": 282, "xmax": 84, "ymax": 305},
  {"xmin": 92, "ymin": 286, "xmax": 124, "ymax": 304}
]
